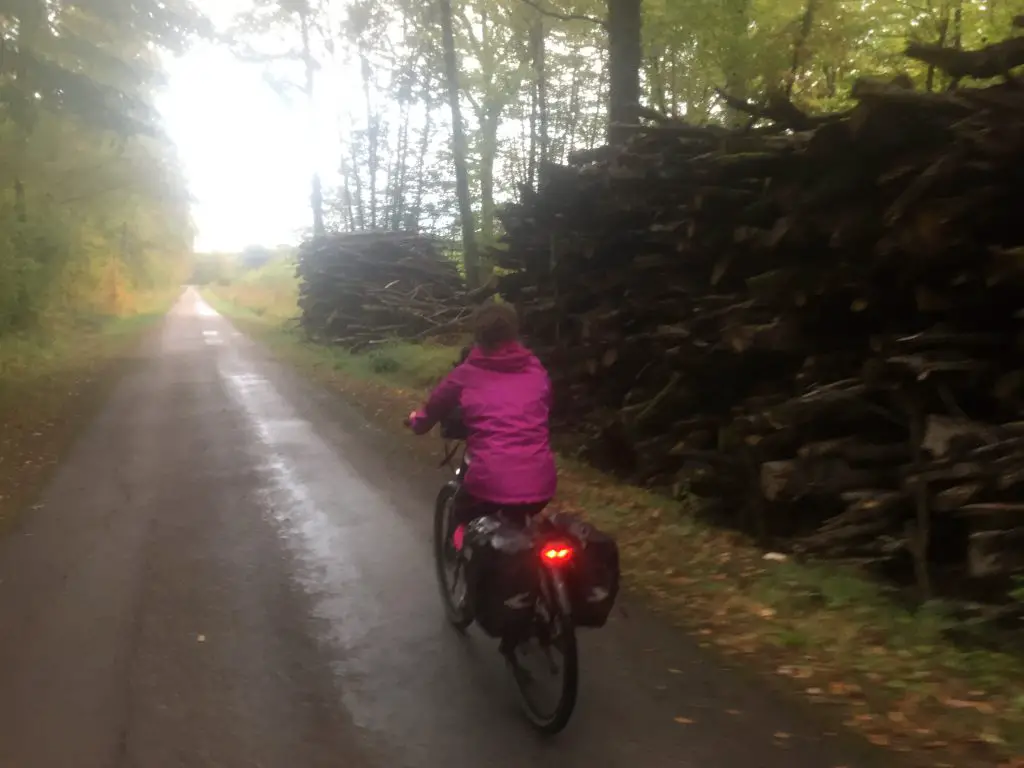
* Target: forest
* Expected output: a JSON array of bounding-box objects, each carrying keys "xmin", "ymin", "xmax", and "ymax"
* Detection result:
[
  {"xmin": 234, "ymin": 0, "xmax": 1021, "ymax": 277},
  {"xmin": 0, "ymin": 0, "xmax": 205, "ymax": 334},
  {"xmin": 266, "ymin": 0, "xmax": 1024, "ymax": 617},
  {"xmin": 7, "ymin": 0, "xmax": 1024, "ymax": 610}
]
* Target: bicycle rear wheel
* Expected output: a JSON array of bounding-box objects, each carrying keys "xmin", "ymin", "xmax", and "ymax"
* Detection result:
[
  {"xmin": 433, "ymin": 483, "xmax": 473, "ymax": 631},
  {"xmin": 509, "ymin": 572, "xmax": 578, "ymax": 734}
]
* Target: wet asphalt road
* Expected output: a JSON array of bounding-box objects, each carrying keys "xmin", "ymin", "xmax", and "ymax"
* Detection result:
[{"xmin": 0, "ymin": 289, "xmax": 878, "ymax": 768}]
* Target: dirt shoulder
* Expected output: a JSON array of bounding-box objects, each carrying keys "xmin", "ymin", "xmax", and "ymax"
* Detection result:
[
  {"xmin": 0, "ymin": 314, "xmax": 162, "ymax": 533},
  {"xmin": 208, "ymin": 292, "xmax": 1024, "ymax": 768}
]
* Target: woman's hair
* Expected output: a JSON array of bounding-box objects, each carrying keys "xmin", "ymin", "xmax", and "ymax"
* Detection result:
[{"xmin": 473, "ymin": 301, "xmax": 519, "ymax": 352}]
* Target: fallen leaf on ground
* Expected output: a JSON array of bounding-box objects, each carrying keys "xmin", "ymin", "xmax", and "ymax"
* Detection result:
[
  {"xmin": 944, "ymin": 698, "xmax": 995, "ymax": 714},
  {"xmin": 674, "ymin": 717, "xmax": 695, "ymax": 725},
  {"xmin": 829, "ymin": 681, "xmax": 862, "ymax": 696}
]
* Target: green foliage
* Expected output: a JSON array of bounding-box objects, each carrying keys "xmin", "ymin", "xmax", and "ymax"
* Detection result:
[
  {"xmin": 324, "ymin": 0, "xmax": 1024, "ymax": 251},
  {"xmin": 0, "ymin": 0, "xmax": 206, "ymax": 335},
  {"xmin": 200, "ymin": 253, "xmax": 301, "ymax": 321}
]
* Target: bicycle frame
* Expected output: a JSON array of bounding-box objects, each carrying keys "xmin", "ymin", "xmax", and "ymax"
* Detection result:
[{"xmin": 431, "ymin": 431, "xmax": 578, "ymax": 733}]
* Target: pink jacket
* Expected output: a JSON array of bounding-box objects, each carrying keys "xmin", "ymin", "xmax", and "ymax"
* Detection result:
[{"xmin": 410, "ymin": 342, "xmax": 557, "ymax": 504}]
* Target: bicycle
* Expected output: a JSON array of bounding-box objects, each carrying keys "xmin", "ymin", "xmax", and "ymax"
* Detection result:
[{"xmin": 431, "ymin": 425, "xmax": 579, "ymax": 735}]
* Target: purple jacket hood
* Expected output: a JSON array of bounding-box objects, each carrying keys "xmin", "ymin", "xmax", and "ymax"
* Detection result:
[{"xmin": 410, "ymin": 342, "xmax": 557, "ymax": 505}]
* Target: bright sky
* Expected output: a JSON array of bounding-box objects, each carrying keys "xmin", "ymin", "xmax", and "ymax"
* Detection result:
[{"xmin": 156, "ymin": 1, "xmax": 342, "ymax": 253}]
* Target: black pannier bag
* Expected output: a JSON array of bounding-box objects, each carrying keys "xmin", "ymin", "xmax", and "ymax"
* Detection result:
[
  {"xmin": 548, "ymin": 512, "xmax": 620, "ymax": 627},
  {"xmin": 462, "ymin": 515, "xmax": 539, "ymax": 638}
]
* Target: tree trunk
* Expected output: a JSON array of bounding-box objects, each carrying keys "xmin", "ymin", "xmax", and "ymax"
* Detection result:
[
  {"xmin": 298, "ymin": 6, "xmax": 324, "ymax": 237},
  {"xmin": 926, "ymin": 3, "xmax": 951, "ymax": 92},
  {"xmin": 360, "ymin": 52, "xmax": 380, "ymax": 230},
  {"xmin": 350, "ymin": 136, "xmax": 366, "ymax": 230},
  {"xmin": 949, "ymin": 0, "xmax": 964, "ymax": 88},
  {"xmin": 528, "ymin": 19, "xmax": 540, "ymax": 189},
  {"xmin": 669, "ymin": 52, "xmax": 678, "ymax": 115},
  {"xmin": 537, "ymin": 24, "xmax": 548, "ymax": 169},
  {"xmin": 412, "ymin": 99, "xmax": 433, "ymax": 233},
  {"xmin": 13, "ymin": 178, "xmax": 26, "ymax": 222},
  {"xmin": 606, "ymin": 0, "xmax": 643, "ymax": 142},
  {"xmin": 478, "ymin": 102, "xmax": 501, "ymax": 245},
  {"xmin": 437, "ymin": 0, "xmax": 481, "ymax": 288},
  {"xmin": 786, "ymin": 0, "xmax": 819, "ymax": 99},
  {"xmin": 588, "ymin": 47, "xmax": 609, "ymax": 150},
  {"xmin": 391, "ymin": 97, "xmax": 410, "ymax": 231},
  {"xmin": 648, "ymin": 54, "xmax": 667, "ymax": 113},
  {"xmin": 566, "ymin": 44, "xmax": 582, "ymax": 158},
  {"xmin": 721, "ymin": 0, "xmax": 752, "ymax": 127}
]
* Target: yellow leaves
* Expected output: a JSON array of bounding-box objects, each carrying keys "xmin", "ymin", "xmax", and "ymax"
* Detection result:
[
  {"xmin": 943, "ymin": 697, "xmax": 996, "ymax": 715},
  {"xmin": 828, "ymin": 681, "xmax": 863, "ymax": 697},
  {"xmin": 776, "ymin": 664, "xmax": 814, "ymax": 679},
  {"xmin": 673, "ymin": 717, "xmax": 695, "ymax": 725}
]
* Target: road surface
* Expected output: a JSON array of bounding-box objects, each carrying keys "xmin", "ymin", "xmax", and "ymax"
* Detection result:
[{"xmin": 0, "ymin": 289, "xmax": 878, "ymax": 768}]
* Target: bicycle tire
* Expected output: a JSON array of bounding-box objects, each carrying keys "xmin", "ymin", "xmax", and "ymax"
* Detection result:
[
  {"xmin": 514, "ymin": 572, "xmax": 579, "ymax": 735},
  {"xmin": 433, "ymin": 483, "xmax": 473, "ymax": 631}
]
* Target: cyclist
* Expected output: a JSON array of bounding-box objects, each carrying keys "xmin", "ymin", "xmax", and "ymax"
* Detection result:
[{"xmin": 405, "ymin": 301, "xmax": 557, "ymax": 548}]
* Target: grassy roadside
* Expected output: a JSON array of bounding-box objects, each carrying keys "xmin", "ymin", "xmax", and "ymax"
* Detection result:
[
  {"xmin": 208, "ymin": 287, "xmax": 1024, "ymax": 768},
  {"xmin": 0, "ymin": 309, "xmax": 167, "ymax": 532}
]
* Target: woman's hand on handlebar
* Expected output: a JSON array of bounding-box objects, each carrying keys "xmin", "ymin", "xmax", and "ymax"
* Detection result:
[{"xmin": 404, "ymin": 410, "xmax": 417, "ymax": 428}]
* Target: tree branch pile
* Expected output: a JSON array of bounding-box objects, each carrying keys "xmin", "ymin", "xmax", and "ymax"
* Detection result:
[
  {"xmin": 297, "ymin": 231, "xmax": 472, "ymax": 349},
  {"xmin": 494, "ymin": 32, "xmax": 1024, "ymax": 596}
]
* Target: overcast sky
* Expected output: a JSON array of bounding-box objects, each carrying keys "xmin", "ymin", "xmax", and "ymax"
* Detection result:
[{"xmin": 156, "ymin": 0, "xmax": 346, "ymax": 253}]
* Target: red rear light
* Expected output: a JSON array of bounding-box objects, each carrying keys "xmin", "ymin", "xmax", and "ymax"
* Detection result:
[{"xmin": 541, "ymin": 541, "xmax": 574, "ymax": 565}]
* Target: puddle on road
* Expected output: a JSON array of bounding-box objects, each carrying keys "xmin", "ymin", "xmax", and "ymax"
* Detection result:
[
  {"xmin": 215, "ymin": 348, "xmax": 441, "ymax": 727},
  {"xmin": 192, "ymin": 293, "xmax": 220, "ymax": 317}
]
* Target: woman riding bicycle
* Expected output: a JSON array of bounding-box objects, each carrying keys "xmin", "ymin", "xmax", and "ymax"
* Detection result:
[{"xmin": 406, "ymin": 301, "xmax": 557, "ymax": 545}]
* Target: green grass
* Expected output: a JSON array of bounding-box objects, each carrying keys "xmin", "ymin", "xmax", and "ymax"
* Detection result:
[
  {"xmin": 208, "ymin": 283, "xmax": 1024, "ymax": 767},
  {"xmin": 203, "ymin": 258, "xmax": 300, "ymax": 323},
  {"xmin": 204, "ymin": 289, "xmax": 459, "ymax": 392},
  {"xmin": 0, "ymin": 312, "xmax": 162, "ymax": 379}
]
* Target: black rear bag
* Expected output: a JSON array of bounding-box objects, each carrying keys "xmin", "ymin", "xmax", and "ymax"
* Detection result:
[
  {"xmin": 463, "ymin": 515, "xmax": 539, "ymax": 638},
  {"xmin": 548, "ymin": 512, "xmax": 620, "ymax": 627}
]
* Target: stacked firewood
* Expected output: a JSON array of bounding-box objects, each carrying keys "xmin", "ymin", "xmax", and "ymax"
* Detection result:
[
  {"xmin": 495, "ymin": 31, "xmax": 1024, "ymax": 591},
  {"xmin": 296, "ymin": 232, "xmax": 472, "ymax": 349}
]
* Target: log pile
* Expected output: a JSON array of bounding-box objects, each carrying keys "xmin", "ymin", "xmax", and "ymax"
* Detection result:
[
  {"xmin": 296, "ymin": 232, "xmax": 471, "ymax": 349},
  {"xmin": 495, "ymin": 32, "xmax": 1024, "ymax": 595}
]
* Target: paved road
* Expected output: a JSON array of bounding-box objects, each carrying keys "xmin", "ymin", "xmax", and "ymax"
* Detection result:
[{"xmin": 0, "ymin": 289, "xmax": 878, "ymax": 768}]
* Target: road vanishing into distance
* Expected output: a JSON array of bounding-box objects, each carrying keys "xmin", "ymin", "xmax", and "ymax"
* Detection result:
[{"xmin": 0, "ymin": 289, "xmax": 877, "ymax": 768}]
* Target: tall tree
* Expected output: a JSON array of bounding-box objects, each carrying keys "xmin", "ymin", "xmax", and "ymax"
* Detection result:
[
  {"xmin": 437, "ymin": 0, "xmax": 481, "ymax": 287},
  {"xmin": 231, "ymin": 0, "xmax": 326, "ymax": 236},
  {"xmin": 0, "ymin": 0, "xmax": 204, "ymax": 331},
  {"xmin": 606, "ymin": 0, "xmax": 643, "ymax": 139}
]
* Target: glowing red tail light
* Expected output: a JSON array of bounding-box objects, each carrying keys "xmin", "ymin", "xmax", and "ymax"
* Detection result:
[{"xmin": 541, "ymin": 541, "xmax": 574, "ymax": 565}]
